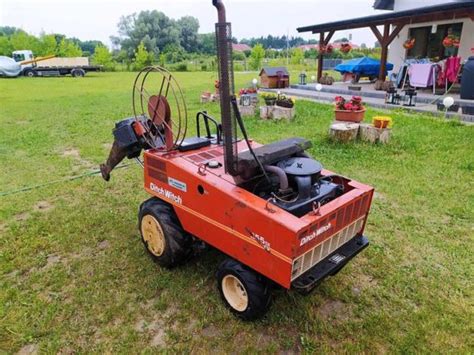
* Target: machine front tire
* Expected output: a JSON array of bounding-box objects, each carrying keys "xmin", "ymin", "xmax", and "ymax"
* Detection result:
[
  {"xmin": 217, "ymin": 258, "xmax": 272, "ymax": 320},
  {"xmin": 138, "ymin": 197, "xmax": 191, "ymax": 268}
]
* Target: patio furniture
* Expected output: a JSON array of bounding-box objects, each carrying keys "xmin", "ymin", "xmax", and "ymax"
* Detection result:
[{"xmin": 335, "ymin": 57, "xmax": 394, "ymax": 84}]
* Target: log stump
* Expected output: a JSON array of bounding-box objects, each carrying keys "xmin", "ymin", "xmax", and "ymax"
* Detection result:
[
  {"xmin": 329, "ymin": 122, "xmax": 359, "ymax": 142},
  {"xmin": 359, "ymin": 123, "xmax": 391, "ymax": 144},
  {"xmin": 238, "ymin": 104, "xmax": 256, "ymax": 117},
  {"xmin": 259, "ymin": 106, "xmax": 295, "ymax": 120}
]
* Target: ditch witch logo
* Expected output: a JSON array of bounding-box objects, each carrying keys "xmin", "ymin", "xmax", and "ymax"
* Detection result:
[
  {"xmin": 299, "ymin": 220, "xmax": 334, "ymax": 247},
  {"xmin": 150, "ymin": 182, "xmax": 183, "ymax": 204}
]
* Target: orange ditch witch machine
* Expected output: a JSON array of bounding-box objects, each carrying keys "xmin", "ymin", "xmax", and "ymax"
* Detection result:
[{"xmin": 101, "ymin": 0, "xmax": 374, "ymax": 320}]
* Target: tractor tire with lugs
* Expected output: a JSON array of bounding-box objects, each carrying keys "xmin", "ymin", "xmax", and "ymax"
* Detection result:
[
  {"xmin": 138, "ymin": 197, "xmax": 191, "ymax": 268},
  {"xmin": 217, "ymin": 258, "xmax": 272, "ymax": 320}
]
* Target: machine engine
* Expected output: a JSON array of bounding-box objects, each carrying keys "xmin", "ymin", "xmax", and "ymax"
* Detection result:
[{"xmin": 254, "ymin": 157, "xmax": 344, "ymax": 217}]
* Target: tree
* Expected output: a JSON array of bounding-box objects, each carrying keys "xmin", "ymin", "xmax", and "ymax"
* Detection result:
[
  {"xmin": 57, "ymin": 38, "xmax": 82, "ymax": 57},
  {"xmin": 117, "ymin": 10, "xmax": 194, "ymax": 59},
  {"xmin": 9, "ymin": 31, "xmax": 39, "ymax": 52},
  {"xmin": 134, "ymin": 41, "xmax": 153, "ymax": 69},
  {"xmin": 291, "ymin": 47, "xmax": 304, "ymax": 65},
  {"xmin": 198, "ymin": 33, "xmax": 215, "ymax": 55},
  {"xmin": 249, "ymin": 44, "xmax": 265, "ymax": 70},
  {"xmin": 93, "ymin": 44, "xmax": 113, "ymax": 69},
  {"xmin": 0, "ymin": 36, "xmax": 13, "ymax": 56},
  {"xmin": 177, "ymin": 16, "xmax": 199, "ymax": 52},
  {"xmin": 37, "ymin": 34, "xmax": 57, "ymax": 56}
]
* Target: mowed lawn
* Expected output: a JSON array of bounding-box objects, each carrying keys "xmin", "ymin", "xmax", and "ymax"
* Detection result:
[{"xmin": 0, "ymin": 72, "xmax": 473, "ymax": 353}]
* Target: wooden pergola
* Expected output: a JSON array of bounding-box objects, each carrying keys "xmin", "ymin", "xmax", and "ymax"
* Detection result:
[{"xmin": 297, "ymin": 2, "xmax": 474, "ymax": 82}]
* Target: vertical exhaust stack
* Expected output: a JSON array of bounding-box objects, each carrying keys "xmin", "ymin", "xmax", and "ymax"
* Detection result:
[{"xmin": 213, "ymin": 0, "xmax": 240, "ymax": 176}]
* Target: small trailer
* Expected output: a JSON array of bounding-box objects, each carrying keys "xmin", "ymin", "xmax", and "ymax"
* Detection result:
[{"xmin": 13, "ymin": 50, "xmax": 101, "ymax": 77}]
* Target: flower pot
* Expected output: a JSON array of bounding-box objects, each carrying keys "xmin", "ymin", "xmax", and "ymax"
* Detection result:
[
  {"xmin": 276, "ymin": 100, "xmax": 294, "ymax": 108},
  {"xmin": 373, "ymin": 118, "xmax": 390, "ymax": 128},
  {"xmin": 334, "ymin": 109, "xmax": 366, "ymax": 123},
  {"xmin": 264, "ymin": 98, "xmax": 276, "ymax": 106}
]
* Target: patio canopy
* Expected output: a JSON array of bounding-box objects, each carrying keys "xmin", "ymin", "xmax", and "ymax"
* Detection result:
[{"xmin": 297, "ymin": 1, "xmax": 474, "ymax": 82}]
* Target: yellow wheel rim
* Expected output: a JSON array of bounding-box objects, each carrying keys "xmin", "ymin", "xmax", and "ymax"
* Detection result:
[
  {"xmin": 141, "ymin": 214, "xmax": 166, "ymax": 257},
  {"xmin": 222, "ymin": 275, "xmax": 248, "ymax": 312}
]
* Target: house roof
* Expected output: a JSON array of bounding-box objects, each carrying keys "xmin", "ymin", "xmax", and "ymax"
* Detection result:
[
  {"xmin": 232, "ymin": 43, "xmax": 251, "ymax": 52},
  {"xmin": 259, "ymin": 67, "xmax": 290, "ymax": 76},
  {"xmin": 297, "ymin": 1, "xmax": 474, "ymax": 33}
]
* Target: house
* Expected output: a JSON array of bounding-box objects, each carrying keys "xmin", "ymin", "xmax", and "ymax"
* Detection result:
[
  {"xmin": 232, "ymin": 43, "xmax": 251, "ymax": 52},
  {"xmin": 297, "ymin": 1, "xmax": 473, "ymax": 82},
  {"xmin": 298, "ymin": 43, "xmax": 360, "ymax": 52},
  {"xmin": 374, "ymin": 0, "xmax": 474, "ymax": 72},
  {"xmin": 259, "ymin": 67, "xmax": 290, "ymax": 88}
]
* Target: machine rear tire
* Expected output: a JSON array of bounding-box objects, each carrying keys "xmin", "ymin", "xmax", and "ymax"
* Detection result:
[
  {"xmin": 138, "ymin": 197, "xmax": 191, "ymax": 268},
  {"xmin": 217, "ymin": 258, "xmax": 272, "ymax": 320}
]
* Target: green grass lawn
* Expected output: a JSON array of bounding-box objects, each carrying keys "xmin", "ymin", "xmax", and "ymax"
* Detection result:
[{"xmin": 0, "ymin": 71, "xmax": 473, "ymax": 353}]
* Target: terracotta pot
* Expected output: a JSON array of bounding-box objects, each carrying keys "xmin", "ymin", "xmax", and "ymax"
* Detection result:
[
  {"xmin": 334, "ymin": 109, "xmax": 366, "ymax": 123},
  {"xmin": 373, "ymin": 118, "xmax": 389, "ymax": 128}
]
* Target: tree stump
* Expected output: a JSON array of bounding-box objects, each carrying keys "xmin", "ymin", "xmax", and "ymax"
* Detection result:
[
  {"xmin": 238, "ymin": 104, "xmax": 256, "ymax": 117},
  {"xmin": 259, "ymin": 106, "xmax": 295, "ymax": 120},
  {"xmin": 359, "ymin": 123, "xmax": 391, "ymax": 144},
  {"xmin": 329, "ymin": 122, "xmax": 359, "ymax": 142}
]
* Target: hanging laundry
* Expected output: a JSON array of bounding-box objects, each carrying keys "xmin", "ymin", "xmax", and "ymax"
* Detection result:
[{"xmin": 408, "ymin": 63, "xmax": 436, "ymax": 88}]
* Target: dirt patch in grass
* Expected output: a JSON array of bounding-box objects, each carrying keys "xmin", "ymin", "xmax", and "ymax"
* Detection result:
[
  {"xmin": 34, "ymin": 200, "xmax": 53, "ymax": 212},
  {"xmin": 62, "ymin": 147, "xmax": 95, "ymax": 170},
  {"xmin": 98, "ymin": 240, "xmax": 110, "ymax": 250},
  {"xmin": 318, "ymin": 299, "xmax": 352, "ymax": 322},
  {"xmin": 62, "ymin": 148, "xmax": 81, "ymax": 158},
  {"xmin": 201, "ymin": 324, "xmax": 220, "ymax": 337},
  {"xmin": 17, "ymin": 343, "xmax": 39, "ymax": 355},
  {"xmin": 43, "ymin": 254, "xmax": 61, "ymax": 269},
  {"xmin": 15, "ymin": 212, "xmax": 30, "ymax": 221}
]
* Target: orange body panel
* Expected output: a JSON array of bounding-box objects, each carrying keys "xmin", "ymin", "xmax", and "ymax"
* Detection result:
[{"xmin": 143, "ymin": 141, "xmax": 373, "ymax": 289}]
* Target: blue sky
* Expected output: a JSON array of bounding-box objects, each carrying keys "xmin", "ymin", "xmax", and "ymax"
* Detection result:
[{"xmin": 1, "ymin": 0, "xmax": 389, "ymax": 47}]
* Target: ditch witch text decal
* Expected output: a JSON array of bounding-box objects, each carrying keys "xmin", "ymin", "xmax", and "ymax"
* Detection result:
[{"xmin": 150, "ymin": 182, "xmax": 183, "ymax": 204}]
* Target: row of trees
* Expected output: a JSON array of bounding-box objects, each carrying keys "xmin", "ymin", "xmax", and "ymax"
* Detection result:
[{"xmin": 1, "ymin": 10, "xmax": 380, "ymax": 72}]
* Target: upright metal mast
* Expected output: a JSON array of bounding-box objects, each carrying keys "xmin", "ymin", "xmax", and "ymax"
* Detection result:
[{"xmin": 212, "ymin": 0, "xmax": 240, "ymax": 176}]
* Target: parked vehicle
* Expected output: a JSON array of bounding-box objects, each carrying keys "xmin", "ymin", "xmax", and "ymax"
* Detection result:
[
  {"xmin": 12, "ymin": 50, "xmax": 101, "ymax": 77},
  {"xmin": 0, "ymin": 56, "xmax": 22, "ymax": 77}
]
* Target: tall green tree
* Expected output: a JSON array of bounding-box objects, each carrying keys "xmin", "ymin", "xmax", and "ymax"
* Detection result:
[
  {"xmin": 57, "ymin": 38, "xmax": 82, "ymax": 57},
  {"xmin": 290, "ymin": 47, "xmax": 304, "ymax": 65},
  {"xmin": 93, "ymin": 44, "xmax": 113, "ymax": 69},
  {"xmin": 0, "ymin": 36, "xmax": 13, "ymax": 56},
  {"xmin": 177, "ymin": 16, "xmax": 199, "ymax": 52},
  {"xmin": 249, "ymin": 43, "xmax": 265, "ymax": 70},
  {"xmin": 134, "ymin": 41, "xmax": 153, "ymax": 69},
  {"xmin": 37, "ymin": 34, "xmax": 57, "ymax": 56}
]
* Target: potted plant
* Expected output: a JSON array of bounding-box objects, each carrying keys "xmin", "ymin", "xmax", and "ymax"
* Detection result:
[
  {"xmin": 442, "ymin": 35, "xmax": 460, "ymax": 48},
  {"xmin": 334, "ymin": 96, "xmax": 366, "ymax": 122},
  {"xmin": 403, "ymin": 38, "xmax": 415, "ymax": 50},
  {"xmin": 372, "ymin": 116, "xmax": 392, "ymax": 129},
  {"xmin": 261, "ymin": 92, "xmax": 277, "ymax": 106},
  {"xmin": 276, "ymin": 94, "xmax": 295, "ymax": 108},
  {"xmin": 340, "ymin": 43, "xmax": 352, "ymax": 53}
]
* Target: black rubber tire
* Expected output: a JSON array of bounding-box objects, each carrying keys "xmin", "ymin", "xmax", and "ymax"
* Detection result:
[
  {"xmin": 138, "ymin": 197, "xmax": 191, "ymax": 268},
  {"xmin": 24, "ymin": 69, "xmax": 35, "ymax": 77},
  {"xmin": 216, "ymin": 258, "xmax": 272, "ymax": 321},
  {"xmin": 71, "ymin": 68, "xmax": 85, "ymax": 77}
]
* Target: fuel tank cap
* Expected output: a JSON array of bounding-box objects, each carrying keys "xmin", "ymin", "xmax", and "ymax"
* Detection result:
[{"xmin": 277, "ymin": 157, "xmax": 322, "ymax": 176}]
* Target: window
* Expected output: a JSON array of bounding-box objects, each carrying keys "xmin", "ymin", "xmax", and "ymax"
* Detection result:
[
  {"xmin": 407, "ymin": 23, "xmax": 463, "ymax": 61},
  {"xmin": 12, "ymin": 53, "xmax": 25, "ymax": 62}
]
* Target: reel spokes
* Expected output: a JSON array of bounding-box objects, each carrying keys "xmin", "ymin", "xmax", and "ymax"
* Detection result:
[{"xmin": 132, "ymin": 66, "xmax": 187, "ymax": 151}]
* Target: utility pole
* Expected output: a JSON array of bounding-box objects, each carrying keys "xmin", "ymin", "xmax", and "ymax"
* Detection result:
[{"xmin": 286, "ymin": 28, "xmax": 290, "ymax": 66}]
